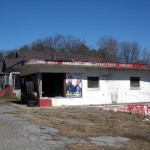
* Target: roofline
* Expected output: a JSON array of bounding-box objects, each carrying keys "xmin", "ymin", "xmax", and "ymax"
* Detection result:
[
  {"xmin": 5, "ymin": 59, "xmax": 150, "ymax": 72},
  {"xmin": 26, "ymin": 59, "xmax": 148, "ymax": 70}
]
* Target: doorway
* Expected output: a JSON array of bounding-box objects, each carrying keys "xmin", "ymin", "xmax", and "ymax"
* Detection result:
[{"xmin": 42, "ymin": 73, "xmax": 65, "ymax": 97}]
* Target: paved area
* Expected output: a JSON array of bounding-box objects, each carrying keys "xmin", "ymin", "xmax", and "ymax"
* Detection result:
[
  {"xmin": 89, "ymin": 136, "xmax": 130, "ymax": 148},
  {"xmin": 0, "ymin": 103, "xmax": 130, "ymax": 150}
]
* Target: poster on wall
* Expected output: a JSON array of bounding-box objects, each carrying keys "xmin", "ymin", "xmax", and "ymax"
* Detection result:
[{"xmin": 66, "ymin": 73, "xmax": 82, "ymax": 97}]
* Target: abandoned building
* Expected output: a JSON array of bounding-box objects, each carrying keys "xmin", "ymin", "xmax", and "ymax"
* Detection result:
[{"xmin": 2, "ymin": 51, "xmax": 150, "ymax": 107}]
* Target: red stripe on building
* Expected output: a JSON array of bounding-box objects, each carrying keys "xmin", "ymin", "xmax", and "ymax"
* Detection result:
[{"xmin": 37, "ymin": 60, "xmax": 148, "ymax": 69}]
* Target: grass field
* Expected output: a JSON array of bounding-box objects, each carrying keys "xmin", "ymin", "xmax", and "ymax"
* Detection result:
[{"xmin": 26, "ymin": 106, "xmax": 150, "ymax": 150}]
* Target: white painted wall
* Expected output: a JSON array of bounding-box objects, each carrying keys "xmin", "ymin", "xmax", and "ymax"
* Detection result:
[
  {"xmin": 20, "ymin": 64, "xmax": 150, "ymax": 106},
  {"xmin": 5, "ymin": 72, "xmax": 21, "ymax": 98},
  {"xmin": 52, "ymin": 67, "xmax": 150, "ymax": 106},
  {"xmin": 5, "ymin": 73, "xmax": 11, "ymax": 85}
]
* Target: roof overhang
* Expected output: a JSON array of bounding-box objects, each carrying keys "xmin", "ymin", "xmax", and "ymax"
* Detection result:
[
  {"xmin": 6, "ymin": 59, "xmax": 150, "ymax": 72},
  {"xmin": 30, "ymin": 60, "xmax": 148, "ymax": 70}
]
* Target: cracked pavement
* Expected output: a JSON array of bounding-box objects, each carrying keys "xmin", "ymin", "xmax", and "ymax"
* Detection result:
[
  {"xmin": 0, "ymin": 103, "xmax": 88, "ymax": 150},
  {"xmin": 0, "ymin": 102, "xmax": 130, "ymax": 150}
]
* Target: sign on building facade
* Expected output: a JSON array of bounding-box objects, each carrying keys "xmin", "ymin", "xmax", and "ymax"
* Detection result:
[{"xmin": 66, "ymin": 73, "xmax": 82, "ymax": 97}]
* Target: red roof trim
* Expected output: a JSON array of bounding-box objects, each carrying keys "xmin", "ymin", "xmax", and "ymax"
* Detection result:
[
  {"xmin": 96, "ymin": 62, "xmax": 146, "ymax": 69},
  {"xmin": 36, "ymin": 60, "xmax": 148, "ymax": 69}
]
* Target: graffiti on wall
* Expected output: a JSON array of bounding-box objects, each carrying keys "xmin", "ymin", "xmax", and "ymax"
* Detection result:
[
  {"xmin": 102, "ymin": 104, "xmax": 150, "ymax": 116},
  {"xmin": 66, "ymin": 73, "xmax": 82, "ymax": 97},
  {"xmin": 100, "ymin": 74, "xmax": 113, "ymax": 80}
]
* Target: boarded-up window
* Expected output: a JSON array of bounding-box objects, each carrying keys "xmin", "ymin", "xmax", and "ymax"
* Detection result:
[
  {"xmin": 130, "ymin": 77, "xmax": 140, "ymax": 88},
  {"xmin": 88, "ymin": 77, "xmax": 99, "ymax": 88}
]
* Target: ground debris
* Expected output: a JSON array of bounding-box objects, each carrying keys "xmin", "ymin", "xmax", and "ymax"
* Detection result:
[{"xmin": 7, "ymin": 103, "xmax": 150, "ymax": 150}]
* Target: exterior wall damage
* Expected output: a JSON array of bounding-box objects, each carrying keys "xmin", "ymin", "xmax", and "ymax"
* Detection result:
[{"xmin": 101, "ymin": 104, "xmax": 150, "ymax": 115}]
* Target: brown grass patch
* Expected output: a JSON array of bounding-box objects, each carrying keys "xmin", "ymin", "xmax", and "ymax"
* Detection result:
[{"xmin": 15, "ymin": 106, "xmax": 150, "ymax": 150}]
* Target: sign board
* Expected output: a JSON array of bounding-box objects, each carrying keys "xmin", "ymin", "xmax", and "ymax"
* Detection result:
[{"xmin": 66, "ymin": 73, "xmax": 82, "ymax": 97}]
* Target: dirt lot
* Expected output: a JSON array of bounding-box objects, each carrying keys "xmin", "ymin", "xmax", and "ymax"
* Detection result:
[{"xmin": 3, "ymin": 101, "xmax": 150, "ymax": 150}]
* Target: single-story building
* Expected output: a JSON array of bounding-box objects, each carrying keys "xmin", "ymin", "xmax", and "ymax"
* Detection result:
[
  {"xmin": 1, "ymin": 57, "xmax": 21, "ymax": 97},
  {"xmin": 3, "ymin": 51, "xmax": 150, "ymax": 106}
]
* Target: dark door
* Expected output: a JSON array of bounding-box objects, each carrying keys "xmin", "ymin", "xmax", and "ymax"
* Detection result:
[{"xmin": 42, "ymin": 73, "xmax": 65, "ymax": 97}]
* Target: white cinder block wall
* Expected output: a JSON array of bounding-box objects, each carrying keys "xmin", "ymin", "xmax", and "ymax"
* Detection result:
[
  {"xmin": 20, "ymin": 64, "xmax": 150, "ymax": 106},
  {"xmin": 83, "ymin": 68, "xmax": 150, "ymax": 105},
  {"xmin": 53, "ymin": 67, "xmax": 150, "ymax": 106}
]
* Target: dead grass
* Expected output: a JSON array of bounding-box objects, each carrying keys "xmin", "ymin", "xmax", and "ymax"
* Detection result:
[
  {"xmin": 13, "ymin": 105, "xmax": 150, "ymax": 150},
  {"xmin": 66, "ymin": 144, "xmax": 120, "ymax": 150},
  {"xmin": 0, "ymin": 95, "xmax": 21, "ymax": 101}
]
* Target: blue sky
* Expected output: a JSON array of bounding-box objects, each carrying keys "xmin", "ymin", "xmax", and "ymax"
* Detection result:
[{"xmin": 0, "ymin": 0, "xmax": 150, "ymax": 50}]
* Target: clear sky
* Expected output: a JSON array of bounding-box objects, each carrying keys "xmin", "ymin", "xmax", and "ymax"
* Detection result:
[{"xmin": 0, "ymin": 0, "xmax": 150, "ymax": 50}]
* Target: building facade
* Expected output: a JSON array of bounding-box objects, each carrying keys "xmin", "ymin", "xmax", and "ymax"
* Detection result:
[{"xmin": 19, "ymin": 60, "xmax": 150, "ymax": 106}]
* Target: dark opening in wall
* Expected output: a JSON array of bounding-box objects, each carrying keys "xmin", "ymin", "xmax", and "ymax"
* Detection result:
[{"xmin": 42, "ymin": 73, "xmax": 65, "ymax": 97}]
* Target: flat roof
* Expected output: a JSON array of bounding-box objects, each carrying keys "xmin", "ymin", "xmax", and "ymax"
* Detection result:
[{"xmin": 30, "ymin": 60, "xmax": 148, "ymax": 70}]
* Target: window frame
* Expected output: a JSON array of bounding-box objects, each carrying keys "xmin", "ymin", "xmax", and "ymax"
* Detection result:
[
  {"xmin": 130, "ymin": 77, "xmax": 140, "ymax": 90},
  {"xmin": 87, "ymin": 76, "xmax": 100, "ymax": 90}
]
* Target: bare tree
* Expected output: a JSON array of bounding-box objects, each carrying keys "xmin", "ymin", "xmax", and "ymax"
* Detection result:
[
  {"xmin": 63, "ymin": 35, "xmax": 83, "ymax": 52},
  {"xmin": 119, "ymin": 41, "xmax": 140, "ymax": 63},
  {"xmin": 74, "ymin": 44, "xmax": 89, "ymax": 55},
  {"xmin": 119, "ymin": 42, "xmax": 131, "ymax": 63},
  {"xmin": 98, "ymin": 36, "xmax": 119, "ymax": 62},
  {"xmin": 19, "ymin": 45, "xmax": 31, "ymax": 52},
  {"xmin": 140, "ymin": 48, "xmax": 150, "ymax": 64},
  {"xmin": 51, "ymin": 34, "xmax": 64, "ymax": 51},
  {"xmin": 52, "ymin": 34, "xmax": 86, "ymax": 53},
  {"xmin": 130, "ymin": 42, "xmax": 140, "ymax": 63},
  {"xmin": 39, "ymin": 34, "xmax": 86, "ymax": 53}
]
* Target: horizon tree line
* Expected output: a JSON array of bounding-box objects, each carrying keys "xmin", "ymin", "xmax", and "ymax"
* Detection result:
[{"xmin": 0, "ymin": 34, "xmax": 150, "ymax": 64}]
